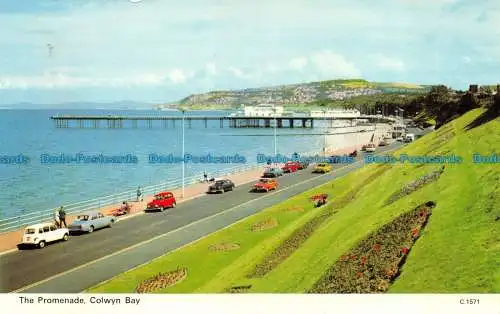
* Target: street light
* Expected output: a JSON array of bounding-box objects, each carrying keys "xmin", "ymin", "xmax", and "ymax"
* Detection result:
[
  {"xmin": 323, "ymin": 109, "xmax": 327, "ymax": 155},
  {"xmin": 273, "ymin": 105, "xmax": 277, "ymax": 158},
  {"xmin": 180, "ymin": 109, "xmax": 186, "ymax": 198}
]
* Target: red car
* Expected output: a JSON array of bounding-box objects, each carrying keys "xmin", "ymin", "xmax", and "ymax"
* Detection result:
[
  {"xmin": 146, "ymin": 191, "xmax": 177, "ymax": 212},
  {"xmin": 282, "ymin": 161, "xmax": 300, "ymax": 173},
  {"xmin": 251, "ymin": 178, "xmax": 278, "ymax": 192}
]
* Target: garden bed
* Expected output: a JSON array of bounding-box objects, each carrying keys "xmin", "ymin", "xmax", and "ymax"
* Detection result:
[
  {"xmin": 308, "ymin": 201, "xmax": 435, "ymax": 293},
  {"xmin": 385, "ymin": 167, "xmax": 444, "ymax": 205},
  {"xmin": 248, "ymin": 211, "xmax": 333, "ymax": 278},
  {"xmin": 251, "ymin": 218, "xmax": 279, "ymax": 232},
  {"xmin": 135, "ymin": 267, "xmax": 187, "ymax": 293},
  {"xmin": 208, "ymin": 243, "xmax": 241, "ymax": 252},
  {"xmin": 226, "ymin": 285, "xmax": 252, "ymax": 293}
]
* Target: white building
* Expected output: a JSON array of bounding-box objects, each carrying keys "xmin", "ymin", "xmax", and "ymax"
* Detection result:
[
  {"xmin": 241, "ymin": 104, "xmax": 284, "ymax": 117},
  {"xmin": 309, "ymin": 109, "xmax": 361, "ymax": 118}
]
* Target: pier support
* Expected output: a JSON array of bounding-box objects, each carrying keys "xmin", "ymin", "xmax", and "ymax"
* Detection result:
[
  {"xmin": 289, "ymin": 119, "xmax": 294, "ymax": 128},
  {"xmin": 277, "ymin": 119, "xmax": 283, "ymax": 128}
]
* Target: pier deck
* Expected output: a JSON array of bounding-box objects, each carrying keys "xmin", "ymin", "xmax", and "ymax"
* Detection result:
[{"xmin": 50, "ymin": 115, "xmax": 395, "ymax": 129}]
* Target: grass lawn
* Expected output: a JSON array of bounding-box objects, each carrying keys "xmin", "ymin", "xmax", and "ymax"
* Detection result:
[{"xmin": 88, "ymin": 108, "xmax": 499, "ymax": 293}]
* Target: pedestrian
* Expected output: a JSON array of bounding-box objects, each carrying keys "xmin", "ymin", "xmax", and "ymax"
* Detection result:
[
  {"xmin": 136, "ymin": 186, "xmax": 143, "ymax": 202},
  {"xmin": 54, "ymin": 209, "xmax": 60, "ymax": 228},
  {"xmin": 58, "ymin": 206, "xmax": 67, "ymax": 228},
  {"xmin": 203, "ymin": 171, "xmax": 208, "ymax": 183}
]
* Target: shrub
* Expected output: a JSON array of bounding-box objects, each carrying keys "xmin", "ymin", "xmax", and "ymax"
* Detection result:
[{"xmin": 386, "ymin": 168, "xmax": 444, "ymax": 205}]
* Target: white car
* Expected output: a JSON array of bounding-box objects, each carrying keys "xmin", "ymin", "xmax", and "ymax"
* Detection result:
[
  {"xmin": 365, "ymin": 143, "xmax": 376, "ymax": 153},
  {"xmin": 22, "ymin": 223, "xmax": 69, "ymax": 249}
]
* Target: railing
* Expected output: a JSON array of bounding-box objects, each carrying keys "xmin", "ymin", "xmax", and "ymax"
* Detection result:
[{"xmin": 0, "ymin": 161, "xmax": 264, "ymax": 234}]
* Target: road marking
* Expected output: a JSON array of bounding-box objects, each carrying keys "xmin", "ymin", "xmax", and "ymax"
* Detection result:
[
  {"xmin": 10, "ymin": 168, "xmax": 340, "ymax": 293},
  {"xmin": 11, "ymin": 145, "xmax": 402, "ymax": 293}
]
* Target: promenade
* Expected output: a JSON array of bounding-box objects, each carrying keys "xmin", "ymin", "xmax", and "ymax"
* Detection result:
[{"xmin": 0, "ymin": 141, "xmax": 373, "ymax": 255}]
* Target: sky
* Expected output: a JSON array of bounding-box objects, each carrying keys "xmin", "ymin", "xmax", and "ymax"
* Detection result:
[{"xmin": 0, "ymin": 0, "xmax": 499, "ymax": 105}]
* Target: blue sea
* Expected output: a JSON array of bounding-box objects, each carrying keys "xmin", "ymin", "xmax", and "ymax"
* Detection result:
[{"xmin": 0, "ymin": 109, "xmax": 339, "ymax": 219}]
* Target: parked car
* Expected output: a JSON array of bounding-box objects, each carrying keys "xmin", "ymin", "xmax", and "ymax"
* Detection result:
[
  {"xmin": 262, "ymin": 167, "xmax": 284, "ymax": 178},
  {"xmin": 146, "ymin": 191, "xmax": 177, "ymax": 212},
  {"xmin": 312, "ymin": 163, "xmax": 333, "ymax": 173},
  {"xmin": 207, "ymin": 179, "xmax": 235, "ymax": 193},
  {"xmin": 21, "ymin": 223, "xmax": 69, "ymax": 248},
  {"xmin": 251, "ymin": 178, "xmax": 278, "ymax": 192},
  {"xmin": 282, "ymin": 161, "xmax": 300, "ymax": 173},
  {"xmin": 297, "ymin": 160, "xmax": 310, "ymax": 169},
  {"xmin": 68, "ymin": 211, "xmax": 115, "ymax": 233},
  {"xmin": 365, "ymin": 143, "xmax": 377, "ymax": 153}
]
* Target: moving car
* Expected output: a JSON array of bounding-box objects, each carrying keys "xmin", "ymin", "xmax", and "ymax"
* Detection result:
[
  {"xmin": 21, "ymin": 223, "xmax": 69, "ymax": 248},
  {"xmin": 379, "ymin": 139, "xmax": 389, "ymax": 146},
  {"xmin": 365, "ymin": 143, "xmax": 376, "ymax": 153},
  {"xmin": 207, "ymin": 179, "xmax": 235, "ymax": 193},
  {"xmin": 404, "ymin": 133, "xmax": 415, "ymax": 143},
  {"xmin": 312, "ymin": 163, "xmax": 333, "ymax": 173},
  {"xmin": 262, "ymin": 167, "xmax": 284, "ymax": 178},
  {"xmin": 282, "ymin": 161, "xmax": 300, "ymax": 173},
  {"xmin": 251, "ymin": 178, "xmax": 278, "ymax": 192},
  {"xmin": 146, "ymin": 191, "xmax": 177, "ymax": 212},
  {"xmin": 68, "ymin": 211, "xmax": 115, "ymax": 233}
]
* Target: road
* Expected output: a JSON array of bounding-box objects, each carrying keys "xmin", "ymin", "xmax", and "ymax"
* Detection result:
[{"xmin": 0, "ymin": 137, "xmax": 419, "ymax": 293}]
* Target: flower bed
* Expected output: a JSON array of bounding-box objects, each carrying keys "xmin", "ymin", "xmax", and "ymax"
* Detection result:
[
  {"xmin": 251, "ymin": 218, "xmax": 278, "ymax": 232},
  {"xmin": 208, "ymin": 242, "xmax": 241, "ymax": 252},
  {"xmin": 135, "ymin": 267, "xmax": 187, "ymax": 293},
  {"xmin": 385, "ymin": 168, "xmax": 444, "ymax": 205},
  {"xmin": 286, "ymin": 205, "xmax": 305, "ymax": 212},
  {"xmin": 308, "ymin": 201, "xmax": 435, "ymax": 293},
  {"xmin": 226, "ymin": 285, "xmax": 252, "ymax": 293},
  {"xmin": 247, "ymin": 167, "xmax": 389, "ymax": 278},
  {"xmin": 248, "ymin": 211, "xmax": 333, "ymax": 278}
]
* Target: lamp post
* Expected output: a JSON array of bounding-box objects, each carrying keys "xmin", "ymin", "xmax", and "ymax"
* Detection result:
[
  {"xmin": 323, "ymin": 109, "xmax": 327, "ymax": 155},
  {"xmin": 273, "ymin": 105, "xmax": 277, "ymax": 158},
  {"xmin": 181, "ymin": 109, "xmax": 186, "ymax": 198}
]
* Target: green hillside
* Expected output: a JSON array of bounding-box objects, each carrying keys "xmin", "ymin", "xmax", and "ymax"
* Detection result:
[
  {"xmin": 89, "ymin": 108, "xmax": 499, "ymax": 293},
  {"xmin": 175, "ymin": 79, "xmax": 429, "ymax": 109}
]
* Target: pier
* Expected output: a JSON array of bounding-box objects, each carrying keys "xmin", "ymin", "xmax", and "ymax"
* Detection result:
[{"xmin": 50, "ymin": 115, "xmax": 396, "ymax": 129}]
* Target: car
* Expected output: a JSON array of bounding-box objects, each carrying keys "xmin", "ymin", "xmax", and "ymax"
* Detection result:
[
  {"xmin": 207, "ymin": 179, "xmax": 235, "ymax": 193},
  {"xmin": 297, "ymin": 160, "xmax": 310, "ymax": 169},
  {"xmin": 251, "ymin": 178, "xmax": 278, "ymax": 192},
  {"xmin": 312, "ymin": 163, "xmax": 333, "ymax": 173},
  {"xmin": 404, "ymin": 133, "xmax": 415, "ymax": 142},
  {"xmin": 21, "ymin": 223, "xmax": 69, "ymax": 248},
  {"xmin": 262, "ymin": 167, "xmax": 284, "ymax": 178},
  {"xmin": 361, "ymin": 144, "xmax": 368, "ymax": 151},
  {"xmin": 146, "ymin": 191, "xmax": 177, "ymax": 212},
  {"xmin": 68, "ymin": 211, "xmax": 115, "ymax": 233},
  {"xmin": 379, "ymin": 139, "xmax": 388, "ymax": 146},
  {"xmin": 396, "ymin": 136, "xmax": 404, "ymax": 142},
  {"xmin": 365, "ymin": 143, "xmax": 376, "ymax": 153},
  {"xmin": 282, "ymin": 161, "xmax": 300, "ymax": 173}
]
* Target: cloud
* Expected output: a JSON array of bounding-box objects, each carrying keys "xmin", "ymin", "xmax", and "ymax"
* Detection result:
[
  {"xmin": 227, "ymin": 66, "xmax": 252, "ymax": 79},
  {"xmin": 310, "ymin": 51, "xmax": 362, "ymax": 77},
  {"xmin": 167, "ymin": 68, "xmax": 188, "ymax": 84},
  {"xmin": 462, "ymin": 56, "xmax": 471, "ymax": 63},
  {"xmin": 371, "ymin": 54, "xmax": 406, "ymax": 71},
  {"xmin": 205, "ymin": 62, "xmax": 217, "ymax": 76},
  {"xmin": 288, "ymin": 57, "xmax": 308, "ymax": 71}
]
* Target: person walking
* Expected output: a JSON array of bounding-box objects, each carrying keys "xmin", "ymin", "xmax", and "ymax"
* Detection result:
[
  {"xmin": 58, "ymin": 206, "xmax": 67, "ymax": 228},
  {"xmin": 136, "ymin": 186, "xmax": 143, "ymax": 202},
  {"xmin": 54, "ymin": 209, "xmax": 60, "ymax": 228},
  {"xmin": 203, "ymin": 171, "xmax": 208, "ymax": 183}
]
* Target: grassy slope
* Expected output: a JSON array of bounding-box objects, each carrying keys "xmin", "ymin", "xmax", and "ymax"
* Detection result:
[{"xmin": 89, "ymin": 109, "xmax": 499, "ymax": 293}]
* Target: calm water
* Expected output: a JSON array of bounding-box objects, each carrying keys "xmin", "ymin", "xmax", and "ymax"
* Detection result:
[{"xmin": 1, "ymin": 109, "xmax": 368, "ymax": 219}]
